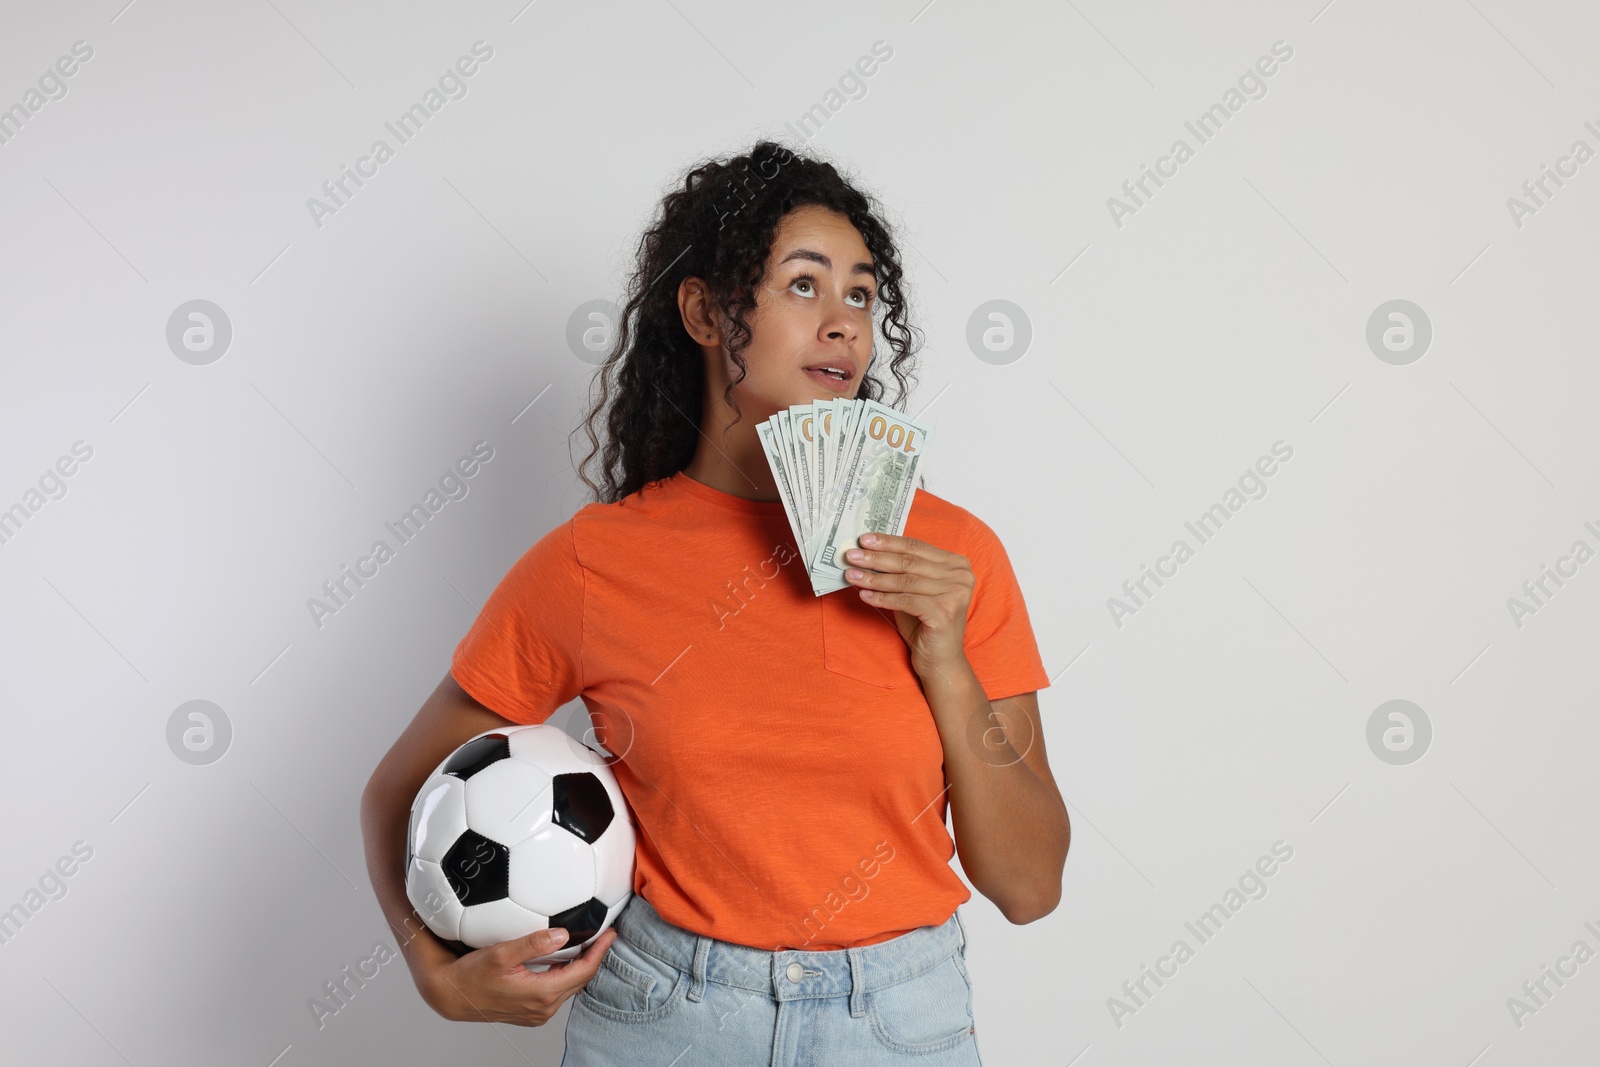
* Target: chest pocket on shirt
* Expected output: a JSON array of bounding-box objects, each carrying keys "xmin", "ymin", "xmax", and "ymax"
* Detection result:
[{"xmin": 821, "ymin": 591, "xmax": 917, "ymax": 689}]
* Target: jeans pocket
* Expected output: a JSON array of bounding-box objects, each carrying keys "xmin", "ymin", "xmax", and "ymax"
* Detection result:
[
  {"xmin": 576, "ymin": 935, "xmax": 688, "ymax": 1023},
  {"xmin": 868, "ymin": 954, "xmax": 976, "ymax": 1054}
]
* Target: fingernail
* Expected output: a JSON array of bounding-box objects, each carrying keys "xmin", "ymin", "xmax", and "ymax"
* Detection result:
[
  {"xmin": 549, "ymin": 928, "xmax": 569, "ymax": 946},
  {"xmin": 861, "ymin": 534, "xmax": 877, "ymax": 544}
]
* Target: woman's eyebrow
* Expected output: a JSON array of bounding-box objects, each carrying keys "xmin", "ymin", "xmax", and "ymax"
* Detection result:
[{"xmin": 778, "ymin": 247, "xmax": 877, "ymax": 278}]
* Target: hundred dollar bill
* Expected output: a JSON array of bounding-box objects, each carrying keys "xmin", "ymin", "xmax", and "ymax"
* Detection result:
[
  {"xmin": 756, "ymin": 420, "xmax": 806, "ymax": 554},
  {"xmin": 789, "ymin": 403, "xmax": 821, "ymax": 554},
  {"xmin": 806, "ymin": 400, "xmax": 851, "ymax": 573},
  {"xmin": 753, "ymin": 398, "xmax": 933, "ymax": 595},
  {"xmin": 814, "ymin": 399, "xmax": 853, "ymax": 538},
  {"xmin": 800, "ymin": 403, "xmax": 834, "ymax": 562},
  {"xmin": 807, "ymin": 399, "xmax": 932, "ymax": 592}
]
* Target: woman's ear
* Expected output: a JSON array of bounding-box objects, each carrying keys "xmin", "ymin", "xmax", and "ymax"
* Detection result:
[{"xmin": 677, "ymin": 277, "xmax": 719, "ymax": 346}]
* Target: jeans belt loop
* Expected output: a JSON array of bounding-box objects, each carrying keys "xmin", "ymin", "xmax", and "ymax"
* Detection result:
[
  {"xmin": 687, "ymin": 935, "xmax": 710, "ymax": 1003},
  {"xmin": 847, "ymin": 947, "xmax": 867, "ymax": 1018},
  {"xmin": 954, "ymin": 907, "xmax": 968, "ymax": 953}
]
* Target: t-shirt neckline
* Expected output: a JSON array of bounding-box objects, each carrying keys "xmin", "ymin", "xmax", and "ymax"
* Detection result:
[{"xmin": 664, "ymin": 470, "xmax": 788, "ymax": 516}]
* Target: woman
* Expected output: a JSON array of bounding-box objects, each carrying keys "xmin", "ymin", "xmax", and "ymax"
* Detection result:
[{"xmin": 360, "ymin": 140, "xmax": 1070, "ymax": 1064}]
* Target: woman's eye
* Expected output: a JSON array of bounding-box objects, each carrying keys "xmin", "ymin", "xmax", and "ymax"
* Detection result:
[{"xmin": 788, "ymin": 276, "xmax": 873, "ymax": 307}]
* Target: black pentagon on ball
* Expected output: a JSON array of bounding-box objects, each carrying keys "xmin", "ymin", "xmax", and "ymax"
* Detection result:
[
  {"xmin": 548, "ymin": 897, "xmax": 608, "ymax": 946},
  {"xmin": 551, "ymin": 772, "xmax": 614, "ymax": 843},
  {"xmin": 442, "ymin": 830, "xmax": 510, "ymax": 906},
  {"xmin": 442, "ymin": 733, "xmax": 511, "ymax": 780}
]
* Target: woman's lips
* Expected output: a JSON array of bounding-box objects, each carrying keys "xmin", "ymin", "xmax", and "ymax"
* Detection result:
[{"xmin": 805, "ymin": 367, "xmax": 853, "ymax": 393}]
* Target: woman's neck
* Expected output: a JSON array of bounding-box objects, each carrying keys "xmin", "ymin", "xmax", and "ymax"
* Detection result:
[
  {"xmin": 682, "ymin": 443, "xmax": 778, "ymax": 502},
  {"xmin": 682, "ymin": 406, "xmax": 781, "ymax": 502}
]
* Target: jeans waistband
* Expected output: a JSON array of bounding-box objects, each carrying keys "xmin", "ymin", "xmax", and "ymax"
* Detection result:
[{"xmin": 611, "ymin": 894, "xmax": 967, "ymax": 1012}]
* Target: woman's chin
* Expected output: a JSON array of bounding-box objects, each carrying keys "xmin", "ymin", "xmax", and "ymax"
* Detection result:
[{"xmin": 731, "ymin": 381, "xmax": 854, "ymax": 417}]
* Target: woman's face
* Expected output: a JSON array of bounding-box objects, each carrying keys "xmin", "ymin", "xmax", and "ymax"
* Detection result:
[{"xmin": 722, "ymin": 204, "xmax": 877, "ymax": 414}]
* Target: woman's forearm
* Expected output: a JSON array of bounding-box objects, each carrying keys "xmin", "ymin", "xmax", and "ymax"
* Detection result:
[
  {"xmin": 359, "ymin": 770, "xmax": 459, "ymax": 999},
  {"xmin": 359, "ymin": 673, "xmax": 526, "ymax": 1005},
  {"xmin": 919, "ymin": 656, "xmax": 1069, "ymax": 923}
]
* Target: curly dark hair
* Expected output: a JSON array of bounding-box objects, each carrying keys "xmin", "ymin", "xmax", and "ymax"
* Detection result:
[{"xmin": 573, "ymin": 140, "xmax": 922, "ymax": 504}]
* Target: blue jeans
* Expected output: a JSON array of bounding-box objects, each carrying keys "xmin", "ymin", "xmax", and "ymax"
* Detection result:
[{"xmin": 560, "ymin": 894, "xmax": 985, "ymax": 1066}]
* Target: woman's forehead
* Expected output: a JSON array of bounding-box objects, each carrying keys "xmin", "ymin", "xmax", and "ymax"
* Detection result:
[{"xmin": 770, "ymin": 208, "xmax": 871, "ymax": 267}]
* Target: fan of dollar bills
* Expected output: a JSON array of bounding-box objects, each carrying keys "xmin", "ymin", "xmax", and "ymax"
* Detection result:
[{"xmin": 756, "ymin": 398, "xmax": 934, "ymax": 596}]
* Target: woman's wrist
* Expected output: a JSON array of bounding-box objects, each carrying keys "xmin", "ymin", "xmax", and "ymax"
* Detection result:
[{"xmin": 398, "ymin": 923, "xmax": 463, "ymax": 1012}]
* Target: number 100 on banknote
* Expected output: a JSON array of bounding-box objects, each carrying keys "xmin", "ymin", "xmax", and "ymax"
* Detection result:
[{"xmin": 756, "ymin": 398, "xmax": 934, "ymax": 597}]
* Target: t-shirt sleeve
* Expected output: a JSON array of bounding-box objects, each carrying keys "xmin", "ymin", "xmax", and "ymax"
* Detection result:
[
  {"xmin": 961, "ymin": 511, "xmax": 1051, "ymax": 702},
  {"xmin": 450, "ymin": 517, "xmax": 585, "ymax": 724}
]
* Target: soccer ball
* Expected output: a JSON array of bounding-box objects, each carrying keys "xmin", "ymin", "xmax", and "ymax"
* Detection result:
[{"xmin": 404, "ymin": 724, "xmax": 635, "ymax": 965}]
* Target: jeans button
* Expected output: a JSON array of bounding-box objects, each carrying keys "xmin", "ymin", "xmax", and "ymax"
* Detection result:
[{"xmin": 785, "ymin": 962, "xmax": 804, "ymax": 983}]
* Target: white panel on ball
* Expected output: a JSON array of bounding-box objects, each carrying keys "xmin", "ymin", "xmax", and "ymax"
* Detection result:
[
  {"xmin": 508, "ymin": 725, "xmax": 608, "ymax": 771},
  {"xmin": 408, "ymin": 774, "xmax": 467, "ymax": 865},
  {"xmin": 460, "ymin": 897, "xmax": 548, "ymax": 948},
  {"xmin": 594, "ymin": 821, "xmax": 635, "ymax": 906},
  {"xmin": 461, "ymin": 758, "xmax": 554, "ymax": 847},
  {"xmin": 405, "ymin": 858, "xmax": 463, "ymax": 942},
  {"xmin": 508, "ymin": 827, "xmax": 596, "ymax": 916}
]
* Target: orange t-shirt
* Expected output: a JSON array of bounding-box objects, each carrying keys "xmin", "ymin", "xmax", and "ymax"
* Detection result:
[{"xmin": 449, "ymin": 470, "xmax": 1050, "ymax": 950}]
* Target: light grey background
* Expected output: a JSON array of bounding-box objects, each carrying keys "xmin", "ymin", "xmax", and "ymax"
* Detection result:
[{"xmin": 2, "ymin": 1, "xmax": 1597, "ymax": 1064}]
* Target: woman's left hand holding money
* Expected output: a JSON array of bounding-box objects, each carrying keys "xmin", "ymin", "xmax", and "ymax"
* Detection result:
[{"xmin": 842, "ymin": 532, "xmax": 972, "ymax": 679}]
